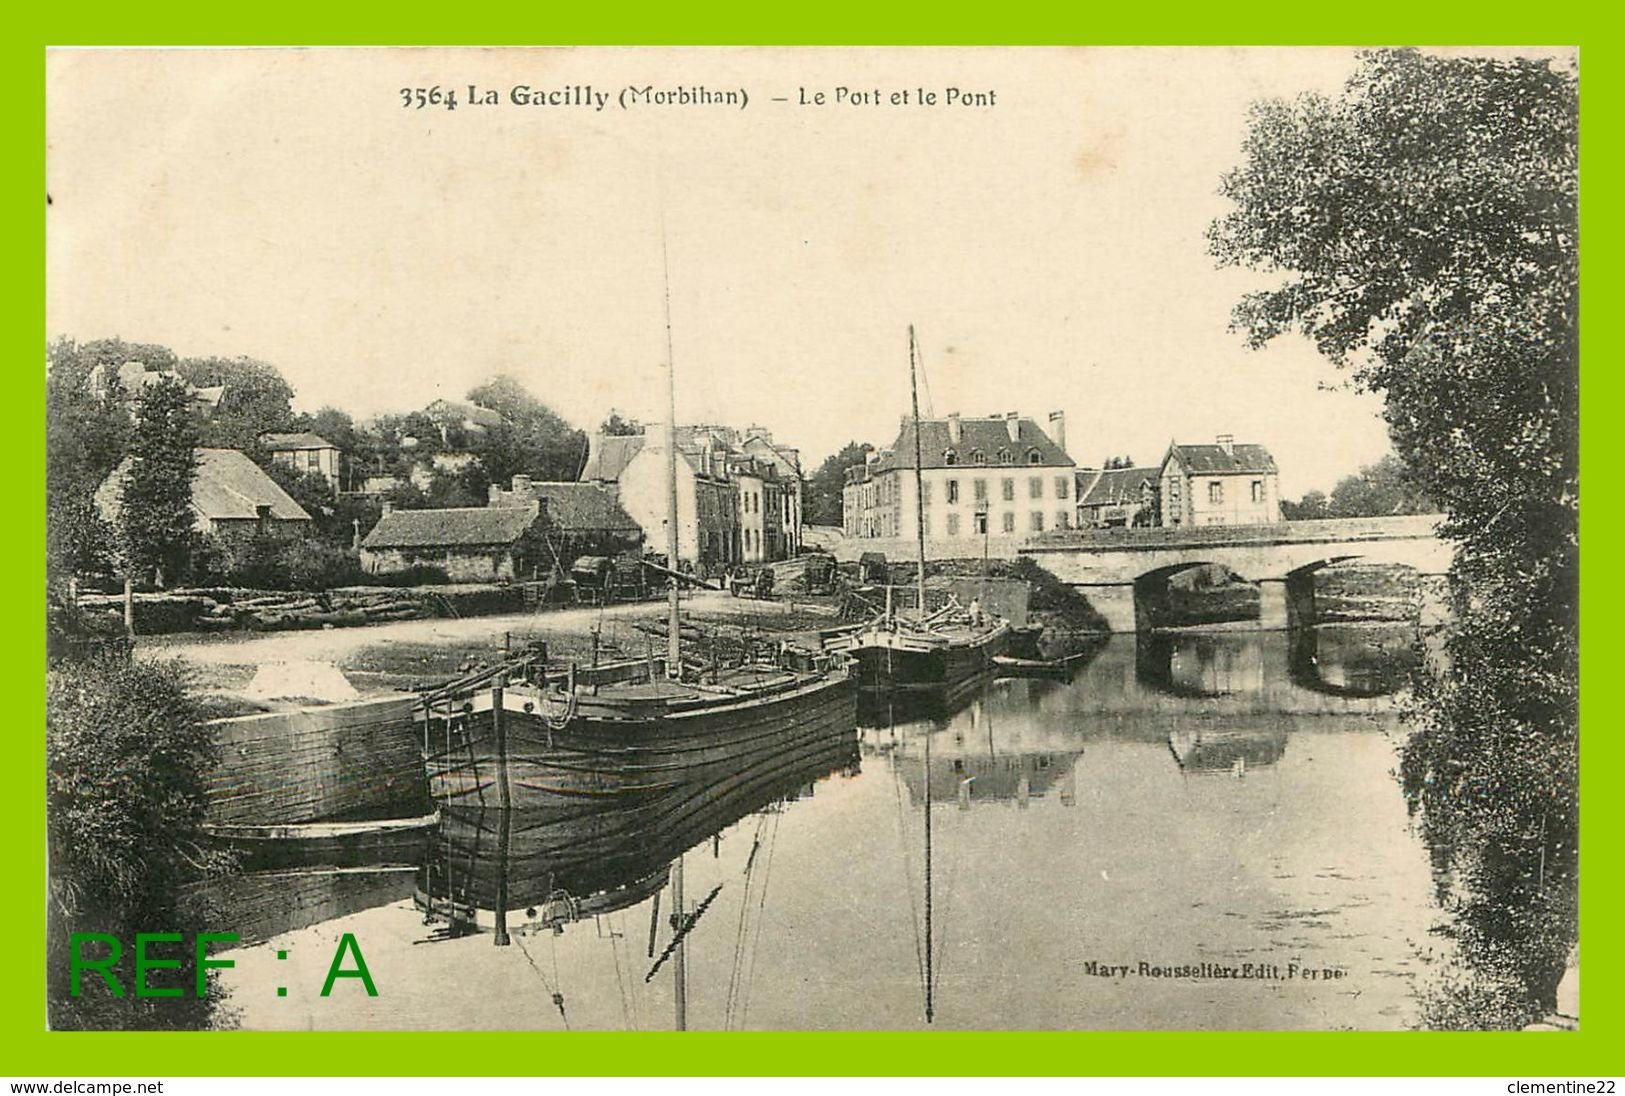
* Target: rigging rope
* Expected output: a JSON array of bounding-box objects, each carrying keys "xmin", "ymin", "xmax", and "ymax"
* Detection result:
[
  {"xmin": 737, "ymin": 806, "xmax": 784, "ymax": 1029},
  {"xmin": 890, "ymin": 754, "xmax": 929, "ymax": 998},
  {"xmin": 724, "ymin": 815, "xmax": 771, "ymax": 1027},
  {"xmin": 513, "ymin": 930, "xmax": 571, "ymax": 1030}
]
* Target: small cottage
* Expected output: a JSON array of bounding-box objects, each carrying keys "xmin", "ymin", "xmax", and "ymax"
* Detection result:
[
  {"xmin": 1076, "ymin": 466, "xmax": 1159, "ymax": 528},
  {"xmin": 95, "ymin": 447, "xmax": 313, "ymax": 564},
  {"xmin": 261, "ymin": 431, "xmax": 342, "ymax": 490},
  {"xmin": 360, "ymin": 504, "xmax": 547, "ymax": 582}
]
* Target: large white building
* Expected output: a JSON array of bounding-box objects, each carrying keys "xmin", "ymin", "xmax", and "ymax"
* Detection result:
[{"xmin": 843, "ymin": 411, "xmax": 1075, "ymax": 542}]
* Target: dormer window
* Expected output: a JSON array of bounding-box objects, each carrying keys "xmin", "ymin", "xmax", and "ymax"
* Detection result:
[
  {"xmin": 1027, "ymin": 449, "xmax": 1042, "ymax": 465},
  {"xmin": 998, "ymin": 448, "xmax": 1012, "ymax": 464},
  {"xmin": 970, "ymin": 449, "xmax": 986, "ymax": 465},
  {"xmin": 943, "ymin": 449, "xmax": 959, "ymax": 466}
]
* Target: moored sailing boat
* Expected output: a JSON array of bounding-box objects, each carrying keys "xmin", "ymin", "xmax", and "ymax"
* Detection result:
[
  {"xmin": 832, "ymin": 326, "xmax": 1012, "ymax": 690},
  {"xmin": 420, "ymin": 250, "xmax": 856, "ymax": 813}
]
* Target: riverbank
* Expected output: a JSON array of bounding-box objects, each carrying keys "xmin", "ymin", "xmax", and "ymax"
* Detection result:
[{"xmin": 145, "ymin": 591, "xmax": 844, "ymax": 709}]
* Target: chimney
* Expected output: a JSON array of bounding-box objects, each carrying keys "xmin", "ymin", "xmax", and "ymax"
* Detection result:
[
  {"xmin": 513, "ymin": 473, "xmax": 533, "ymax": 495},
  {"xmin": 947, "ymin": 413, "xmax": 962, "ymax": 445},
  {"xmin": 488, "ymin": 483, "xmax": 502, "ymax": 504},
  {"xmin": 1048, "ymin": 410, "xmax": 1067, "ymax": 456},
  {"xmin": 381, "ymin": 500, "xmax": 394, "ymax": 516},
  {"xmin": 1006, "ymin": 411, "xmax": 1021, "ymax": 444},
  {"xmin": 1217, "ymin": 433, "xmax": 1234, "ymax": 456}
]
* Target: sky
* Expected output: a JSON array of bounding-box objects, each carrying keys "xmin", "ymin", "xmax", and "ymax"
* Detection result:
[{"xmin": 44, "ymin": 46, "xmax": 1567, "ymax": 498}]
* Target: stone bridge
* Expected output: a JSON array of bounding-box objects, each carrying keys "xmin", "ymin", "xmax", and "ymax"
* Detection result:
[{"xmin": 1018, "ymin": 514, "xmax": 1453, "ymax": 632}]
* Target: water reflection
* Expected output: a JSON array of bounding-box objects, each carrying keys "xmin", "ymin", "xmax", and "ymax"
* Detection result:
[
  {"xmin": 419, "ymin": 728, "xmax": 861, "ymax": 938},
  {"xmin": 1137, "ymin": 623, "xmax": 1418, "ymax": 703},
  {"xmin": 1289, "ymin": 623, "xmax": 1421, "ymax": 698},
  {"xmin": 1168, "ymin": 726, "xmax": 1289, "ymax": 773},
  {"xmin": 1137, "ymin": 631, "xmax": 1267, "ymax": 697},
  {"xmin": 870, "ymin": 692, "xmax": 1085, "ymax": 808},
  {"xmin": 215, "ymin": 630, "xmax": 1443, "ymax": 1031}
]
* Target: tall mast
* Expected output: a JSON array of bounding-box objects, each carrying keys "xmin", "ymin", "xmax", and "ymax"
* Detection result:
[
  {"xmin": 661, "ymin": 226, "xmax": 681, "ymax": 680},
  {"xmin": 923, "ymin": 703, "xmax": 934, "ymax": 1024},
  {"xmin": 908, "ymin": 325, "xmax": 928, "ymax": 623},
  {"xmin": 661, "ymin": 223, "xmax": 687, "ymax": 1031}
]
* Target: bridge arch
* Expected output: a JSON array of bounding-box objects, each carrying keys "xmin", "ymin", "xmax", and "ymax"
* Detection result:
[
  {"xmin": 1284, "ymin": 556, "xmax": 1426, "ymax": 697},
  {"xmin": 1133, "ymin": 560, "xmax": 1263, "ymax": 632}
]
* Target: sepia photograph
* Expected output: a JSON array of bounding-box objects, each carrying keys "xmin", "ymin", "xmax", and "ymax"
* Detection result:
[{"xmin": 43, "ymin": 45, "xmax": 1578, "ymax": 1033}]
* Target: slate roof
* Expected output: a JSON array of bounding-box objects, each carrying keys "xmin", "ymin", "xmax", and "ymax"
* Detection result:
[
  {"xmin": 424, "ymin": 398, "xmax": 506, "ymax": 429},
  {"xmin": 94, "ymin": 448, "xmax": 313, "ymax": 525},
  {"xmin": 260, "ymin": 432, "xmax": 337, "ymax": 451},
  {"xmin": 580, "ymin": 430, "xmax": 734, "ymax": 482},
  {"xmin": 742, "ymin": 434, "xmax": 803, "ymax": 478},
  {"xmin": 1078, "ymin": 467, "xmax": 1158, "ymax": 508},
  {"xmin": 581, "ymin": 433, "xmax": 647, "ymax": 481},
  {"xmin": 873, "ymin": 416, "xmax": 1073, "ymax": 472},
  {"xmin": 527, "ymin": 483, "xmax": 641, "ymax": 534},
  {"xmin": 1165, "ymin": 443, "xmax": 1277, "ymax": 476},
  {"xmin": 362, "ymin": 506, "xmax": 538, "ymax": 550}
]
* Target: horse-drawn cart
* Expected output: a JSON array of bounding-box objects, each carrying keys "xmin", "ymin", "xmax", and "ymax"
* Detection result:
[{"xmin": 725, "ymin": 565, "xmax": 776, "ymax": 599}]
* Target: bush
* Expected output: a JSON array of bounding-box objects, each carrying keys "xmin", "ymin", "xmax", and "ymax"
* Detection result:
[
  {"xmin": 46, "ymin": 655, "xmax": 234, "ymax": 1029},
  {"xmin": 282, "ymin": 543, "xmax": 366, "ymax": 591},
  {"xmin": 196, "ymin": 536, "xmax": 387, "ymax": 592}
]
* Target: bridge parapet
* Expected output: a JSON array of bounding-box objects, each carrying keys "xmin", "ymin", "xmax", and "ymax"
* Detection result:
[
  {"xmin": 1024, "ymin": 514, "xmax": 1447, "ymax": 553},
  {"xmin": 1020, "ymin": 513, "xmax": 1454, "ymax": 593}
]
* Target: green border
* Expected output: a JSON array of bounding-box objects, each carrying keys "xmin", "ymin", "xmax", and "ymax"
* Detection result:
[{"xmin": 10, "ymin": 3, "xmax": 1616, "ymax": 1078}]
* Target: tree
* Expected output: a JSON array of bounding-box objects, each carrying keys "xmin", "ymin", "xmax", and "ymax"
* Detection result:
[
  {"xmin": 805, "ymin": 441, "xmax": 872, "ymax": 527},
  {"xmin": 176, "ymin": 355, "xmax": 296, "ymax": 451},
  {"xmin": 1281, "ymin": 455, "xmax": 1436, "ymax": 520},
  {"xmin": 1327, "ymin": 453, "xmax": 1436, "ymax": 517},
  {"xmin": 262, "ymin": 460, "xmax": 342, "ymax": 541},
  {"xmin": 467, "ymin": 374, "xmax": 588, "ymax": 482},
  {"xmin": 1280, "ymin": 488, "xmax": 1330, "ymax": 521},
  {"xmin": 600, "ymin": 411, "xmax": 644, "ymax": 436},
  {"xmin": 119, "ymin": 377, "xmax": 200, "ymax": 587},
  {"xmin": 424, "ymin": 464, "xmax": 490, "ymax": 509},
  {"xmin": 1210, "ymin": 48, "xmax": 1577, "ymax": 1025},
  {"xmin": 45, "ymin": 339, "xmax": 135, "ymax": 585}
]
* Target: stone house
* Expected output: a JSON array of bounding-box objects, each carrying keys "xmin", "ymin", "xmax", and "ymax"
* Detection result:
[
  {"xmin": 1075, "ymin": 466, "xmax": 1159, "ymax": 528},
  {"xmin": 487, "ymin": 475, "xmax": 643, "ymax": 572},
  {"xmin": 359, "ymin": 503, "xmax": 546, "ymax": 582},
  {"xmin": 1157, "ymin": 436, "xmax": 1281, "ymax": 527},
  {"xmin": 260, "ymin": 431, "xmax": 342, "ymax": 490},
  {"xmin": 88, "ymin": 360, "xmax": 227, "ymax": 415},
  {"xmin": 94, "ymin": 447, "xmax": 314, "ymax": 568},
  {"xmin": 739, "ymin": 427, "xmax": 805, "ymax": 556},
  {"xmin": 579, "ymin": 424, "xmax": 798, "ymax": 576}
]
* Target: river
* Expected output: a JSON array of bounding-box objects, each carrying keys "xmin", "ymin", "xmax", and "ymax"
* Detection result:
[{"xmin": 210, "ymin": 624, "xmax": 1443, "ymax": 1031}]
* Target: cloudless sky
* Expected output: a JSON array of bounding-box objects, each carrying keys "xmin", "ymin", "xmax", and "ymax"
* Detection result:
[{"xmin": 45, "ymin": 47, "xmax": 1568, "ymax": 496}]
